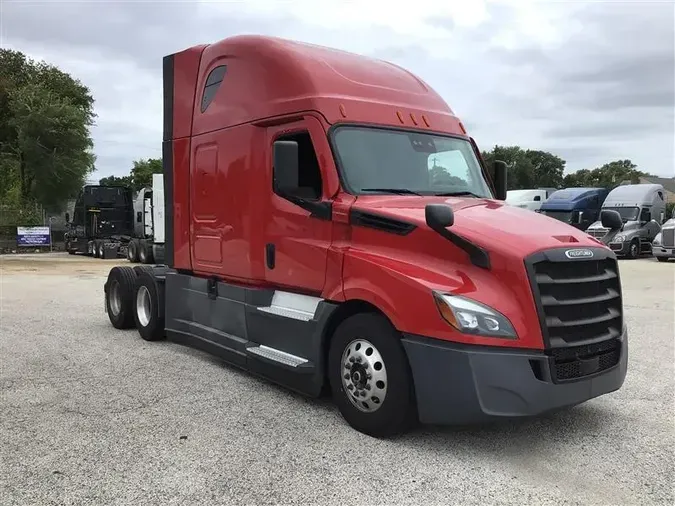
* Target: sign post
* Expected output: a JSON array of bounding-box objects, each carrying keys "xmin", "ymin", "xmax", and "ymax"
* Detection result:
[{"xmin": 16, "ymin": 226, "xmax": 52, "ymax": 248}]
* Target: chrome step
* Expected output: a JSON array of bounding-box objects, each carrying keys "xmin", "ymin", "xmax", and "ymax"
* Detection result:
[{"xmin": 247, "ymin": 345, "xmax": 308, "ymax": 368}]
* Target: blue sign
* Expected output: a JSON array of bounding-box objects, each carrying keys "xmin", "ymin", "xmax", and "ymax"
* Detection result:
[{"xmin": 17, "ymin": 226, "xmax": 51, "ymax": 247}]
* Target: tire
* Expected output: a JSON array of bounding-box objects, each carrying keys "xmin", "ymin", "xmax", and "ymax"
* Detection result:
[
  {"xmin": 92, "ymin": 240, "xmax": 100, "ymax": 258},
  {"xmin": 627, "ymin": 239, "xmax": 639, "ymax": 259},
  {"xmin": 657, "ymin": 256, "xmax": 669, "ymax": 262},
  {"xmin": 98, "ymin": 241, "xmax": 105, "ymax": 259},
  {"xmin": 133, "ymin": 270, "xmax": 165, "ymax": 341},
  {"xmin": 327, "ymin": 312, "xmax": 417, "ymax": 438},
  {"xmin": 105, "ymin": 266, "xmax": 138, "ymax": 329},
  {"xmin": 139, "ymin": 241, "xmax": 154, "ymax": 264},
  {"xmin": 127, "ymin": 240, "xmax": 139, "ymax": 263}
]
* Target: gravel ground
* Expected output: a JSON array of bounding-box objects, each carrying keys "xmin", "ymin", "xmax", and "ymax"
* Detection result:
[{"xmin": 1, "ymin": 253, "xmax": 673, "ymax": 505}]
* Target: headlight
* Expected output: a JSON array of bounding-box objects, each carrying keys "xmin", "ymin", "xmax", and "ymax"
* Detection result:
[
  {"xmin": 653, "ymin": 233, "xmax": 662, "ymax": 246},
  {"xmin": 613, "ymin": 235, "xmax": 625, "ymax": 242},
  {"xmin": 433, "ymin": 292, "xmax": 517, "ymax": 339}
]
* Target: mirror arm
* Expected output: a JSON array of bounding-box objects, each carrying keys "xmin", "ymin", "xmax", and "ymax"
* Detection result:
[
  {"xmin": 283, "ymin": 193, "xmax": 332, "ymax": 221},
  {"xmin": 427, "ymin": 221, "xmax": 491, "ymax": 270}
]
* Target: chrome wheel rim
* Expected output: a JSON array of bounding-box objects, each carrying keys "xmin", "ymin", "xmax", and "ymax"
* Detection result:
[
  {"xmin": 341, "ymin": 339, "xmax": 388, "ymax": 413},
  {"xmin": 136, "ymin": 285, "xmax": 152, "ymax": 327},
  {"xmin": 109, "ymin": 280, "xmax": 122, "ymax": 316}
]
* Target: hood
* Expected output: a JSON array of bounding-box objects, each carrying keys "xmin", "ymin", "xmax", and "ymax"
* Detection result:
[{"xmin": 353, "ymin": 195, "xmax": 606, "ymax": 258}]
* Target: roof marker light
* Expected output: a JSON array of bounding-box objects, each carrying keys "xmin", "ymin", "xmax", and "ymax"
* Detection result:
[
  {"xmin": 410, "ymin": 113, "xmax": 418, "ymax": 125},
  {"xmin": 396, "ymin": 111, "xmax": 404, "ymax": 123},
  {"xmin": 458, "ymin": 121, "xmax": 467, "ymax": 134},
  {"xmin": 339, "ymin": 104, "xmax": 347, "ymax": 118},
  {"xmin": 422, "ymin": 114, "xmax": 430, "ymax": 127}
]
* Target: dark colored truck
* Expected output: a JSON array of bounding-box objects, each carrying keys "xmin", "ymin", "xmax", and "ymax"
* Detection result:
[
  {"xmin": 65, "ymin": 185, "xmax": 134, "ymax": 258},
  {"xmin": 537, "ymin": 187, "xmax": 609, "ymax": 230},
  {"xmin": 102, "ymin": 35, "xmax": 628, "ymax": 437}
]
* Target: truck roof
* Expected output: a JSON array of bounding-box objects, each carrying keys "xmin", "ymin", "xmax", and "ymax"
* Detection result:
[
  {"xmin": 540, "ymin": 187, "xmax": 608, "ymax": 211},
  {"xmin": 603, "ymin": 183, "xmax": 664, "ymax": 207},
  {"xmin": 167, "ymin": 34, "xmax": 467, "ymax": 139}
]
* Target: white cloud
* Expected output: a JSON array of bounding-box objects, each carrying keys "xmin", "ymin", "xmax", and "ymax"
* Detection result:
[{"xmin": 2, "ymin": 0, "xmax": 673, "ymax": 180}]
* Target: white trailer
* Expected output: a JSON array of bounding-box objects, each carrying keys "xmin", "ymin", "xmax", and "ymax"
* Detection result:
[{"xmin": 127, "ymin": 174, "xmax": 165, "ymax": 264}]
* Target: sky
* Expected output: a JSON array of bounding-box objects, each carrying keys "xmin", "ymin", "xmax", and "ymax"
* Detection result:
[{"xmin": 2, "ymin": 0, "xmax": 674, "ymax": 180}]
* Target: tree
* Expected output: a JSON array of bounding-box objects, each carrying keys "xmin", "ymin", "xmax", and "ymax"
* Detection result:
[
  {"xmin": 99, "ymin": 175, "xmax": 133, "ymax": 188},
  {"xmin": 130, "ymin": 158, "xmax": 162, "ymax": 191},
  {"xmin": 481, "ymin": 145, "xmax": 565, "ymax": 190},
  {"xmin": 0, "ymin": 48, "xmax": 96, "ymax": 211},
  {"xmin": 563, "ymin": 160, "xmax": 646, "ymax": 188}
]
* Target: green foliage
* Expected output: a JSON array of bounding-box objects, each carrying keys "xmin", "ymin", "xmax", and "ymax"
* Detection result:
[
  {"xmin": 562, "ymin": 160, "xmax": 647, "ymax": 188},
  {"xmin": 99, "ymin": 175, "xmax": 133, "ymax": 188},
  {"xmin": 98, "ymin": 158, "xmax": 162, "ymax": 193},
  {"xmin": 0, "ymin": 48, "xmax": 96, "ymax": 212},
  {"xmin": 666, "ymin": 202, "xmax": 675, "ymax": 221},
  {"xmin": 481, "ymin": 145, "xmax": 565, "ymax": 190},
  {"xmin": 131, "ymin": 158, "xmax": 162, "ymax": 191}
]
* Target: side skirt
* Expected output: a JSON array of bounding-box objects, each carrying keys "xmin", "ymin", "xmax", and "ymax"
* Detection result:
[{"xmin": 162, "ymin": 270, "xmax": 339, "ymax": 397}]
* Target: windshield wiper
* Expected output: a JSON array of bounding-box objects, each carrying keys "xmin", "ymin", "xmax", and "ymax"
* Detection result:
[
  {"xmin": 433, "ymin": 191, "xmax": 482, "ymax": 198},
  {"xmin": 361, "ymin": 188, "xmax": 423, "ymax": 196}
]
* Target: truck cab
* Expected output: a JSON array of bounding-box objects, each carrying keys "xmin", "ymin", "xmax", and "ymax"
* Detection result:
[
  {"xmin": 587, "ymin": 183, "xmax": 666, "ymax": 259},
  {"xmin": 506, "ymin": 188, "xmax": 557, "ymax": 211},
  {"xmin": 65, "ymin": 184, "xmax": 134, "ymax": 257},
  {"xmin": 103, "ymin": 35, "xmax": 628, "ymax": 437},
  {"xmin": 538, "ymin": 187, "xmax": 609, "ymax": 230},
  {"xmin": 652, "ymin": 207, "xmax": 675, "ymax": 262}
]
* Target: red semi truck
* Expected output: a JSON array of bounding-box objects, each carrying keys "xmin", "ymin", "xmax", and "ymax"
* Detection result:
[{"xmin": 103, "ymin": 35, "xmax": 628, "ymax": 437}]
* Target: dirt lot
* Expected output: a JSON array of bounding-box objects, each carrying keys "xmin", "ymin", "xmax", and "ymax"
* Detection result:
[{"xmin": 1, "ymin": 253, "xmax": 673, "ymax": 505}]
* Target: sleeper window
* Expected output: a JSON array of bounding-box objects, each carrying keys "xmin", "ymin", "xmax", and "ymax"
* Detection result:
[{"xmin": 201, "ymin": 65, "xmax": 227, "ymax": 113}]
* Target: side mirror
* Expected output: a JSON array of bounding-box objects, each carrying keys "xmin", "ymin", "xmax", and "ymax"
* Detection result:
[
  {"xmin": 65, "ymin": 212, "xmax": 70, "ymax": 223},
  {"xmin": 492, "ymin": 160, "xmax": 507, "ymax": 201},
  {"xmin": 576, "ymin": 211, "xmax": 584, "ymax": 224},
  {"xmin": 601, "ymin": 209, "xmax": 622, "ymax": 231},
  {"xmin": 642, "ymin": 211, "xmax": 651, "ymax": 223},
  {"xmin": 425, "ymin": 203, "xmax": 454, "ymax": 229},
  {"xmin": 273, "ymin": 140, "xmax": 300, "ymax": 196}
]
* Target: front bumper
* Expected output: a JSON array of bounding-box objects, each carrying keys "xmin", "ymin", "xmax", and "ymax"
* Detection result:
[
  {"xmin": 608, "ymin": 240, "xmax": 630, "ymax": 255},
  {"xmin": 653, "ymin": 245, "xmax": 675, "ymax": 258},
  {"xmin": 401, "ymin": 328, "xmax": 628, "ymax": 425}
]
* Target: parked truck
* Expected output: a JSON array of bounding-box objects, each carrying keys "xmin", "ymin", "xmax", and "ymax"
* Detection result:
[
  {"xmin": 506, "ymin": 188, "xmax": 558, "ymax": 211},
  {"xmin": 102, "ymin": 35, "xmax": 628, "ymax": 437},
  {"xmin": 586, "ymin": 183, "xmax": 666, "ymax": 259},
  {"xmin": 127, "ymin": 173, "xmax": 166, "ymax": 265},
  {"xmin": 537, "ymin": 187, "xmax": 609, "ymax": 230},
  {"xmin": 652, "ymin": 207, "xmax": 675, "ymax": 262},
  {"xmin": 64, "ymin": 184, "xmax": 134, "ymax": 258}
]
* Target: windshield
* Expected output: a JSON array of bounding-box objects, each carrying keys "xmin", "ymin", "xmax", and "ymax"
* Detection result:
[
  {"xmin": 331, "ymin": 126, "xmax": 493, "ymax": 198},
  {"xmin": 603, "ymin": 206, "xmax": 639, "ymax": 222},
  {"xmin": 506, "ymin": 190, "xmax": 540, "ymax": 203}
]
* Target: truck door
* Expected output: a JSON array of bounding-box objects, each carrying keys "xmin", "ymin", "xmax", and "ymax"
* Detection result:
[{"xmin": 263, "ymin": 117, "xmax": 333, "ymax": 294}]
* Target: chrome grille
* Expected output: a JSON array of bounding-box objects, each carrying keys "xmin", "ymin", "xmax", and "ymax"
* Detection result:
[
  {"xmin": 662, "ymin": 229, "xmax": 675, "ymax": 248},
  {"xmin": 587, "ymin": 228, "xmax": 608, "ymax": 239}
]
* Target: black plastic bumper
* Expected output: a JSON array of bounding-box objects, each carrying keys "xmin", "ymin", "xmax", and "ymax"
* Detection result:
[{"xmin": 401, "ymin": 328, "xmax": 628, "ymax": 425}]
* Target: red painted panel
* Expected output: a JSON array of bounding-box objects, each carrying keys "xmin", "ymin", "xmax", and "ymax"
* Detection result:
[{"xmin": 172, "ymin": 137, "xmax": 191, "ymax": 270}]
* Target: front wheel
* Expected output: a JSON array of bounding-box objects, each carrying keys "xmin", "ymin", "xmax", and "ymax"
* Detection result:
[
  {"xmin": 657, "ymin": 256, "xmax": 669, "ymax": 262},
  {"xmin": 328, "ymin": 313, "xmax": 417, "ymax": 438},
  {"xmin": 627, "ymin": 239, "xmax": 640, "ymax": 259}
]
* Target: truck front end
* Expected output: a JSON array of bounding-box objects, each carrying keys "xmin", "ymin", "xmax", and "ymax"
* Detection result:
[{"xmin": 323, "ymin": 123, "xmax": 628, "ymax": 426}]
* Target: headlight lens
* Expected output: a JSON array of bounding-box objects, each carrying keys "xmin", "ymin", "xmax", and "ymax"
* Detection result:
[
  {"xmin": 613, "ymin": 235, "xmax": 625, "ymax": 242},
  {"xmin": 653, "ymin": 233, "xmax": 662, "ymax": 245},
  {"xmin": 433, "ymin": 292, "xmax": 518, "ymax": 339}
]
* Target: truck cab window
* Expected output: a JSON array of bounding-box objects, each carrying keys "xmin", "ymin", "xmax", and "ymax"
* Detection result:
[
  {"xmin": 201, "ymin": 65, "xmax": 227, "ymax": 113},
  {"xmin": 332, "ymin": 126, "xmax": 492, "ymax": 198},
  {"xmin": 275, "ymin": 131, "xmax": 322, "ymax": 200}
]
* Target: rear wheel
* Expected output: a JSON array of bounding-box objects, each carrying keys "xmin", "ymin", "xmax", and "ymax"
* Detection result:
[
  {"xmin": 139, "ymin": 241, "xmax": 154, "ymax": 264},
  {"xmin": 328, "ymin": 313, "xmax": 417, "ymax": 438},
  {"xmin": 133, "ymin": 271, "xmax": 165, "ymax": 341},
  {"xmin": 98, "ymin": 241, "xmax": 105, "ymax": 258},
  {"xmin": 92, "ymin": 240, "xmax": 100, "ymax": 258},
  {"xmin": 127, "ymin": 240, "xmax": 139, "ymax": 262},
  {"xmin": 105, "ymin": 266, "xmax": 138, "ymax": 329}
]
